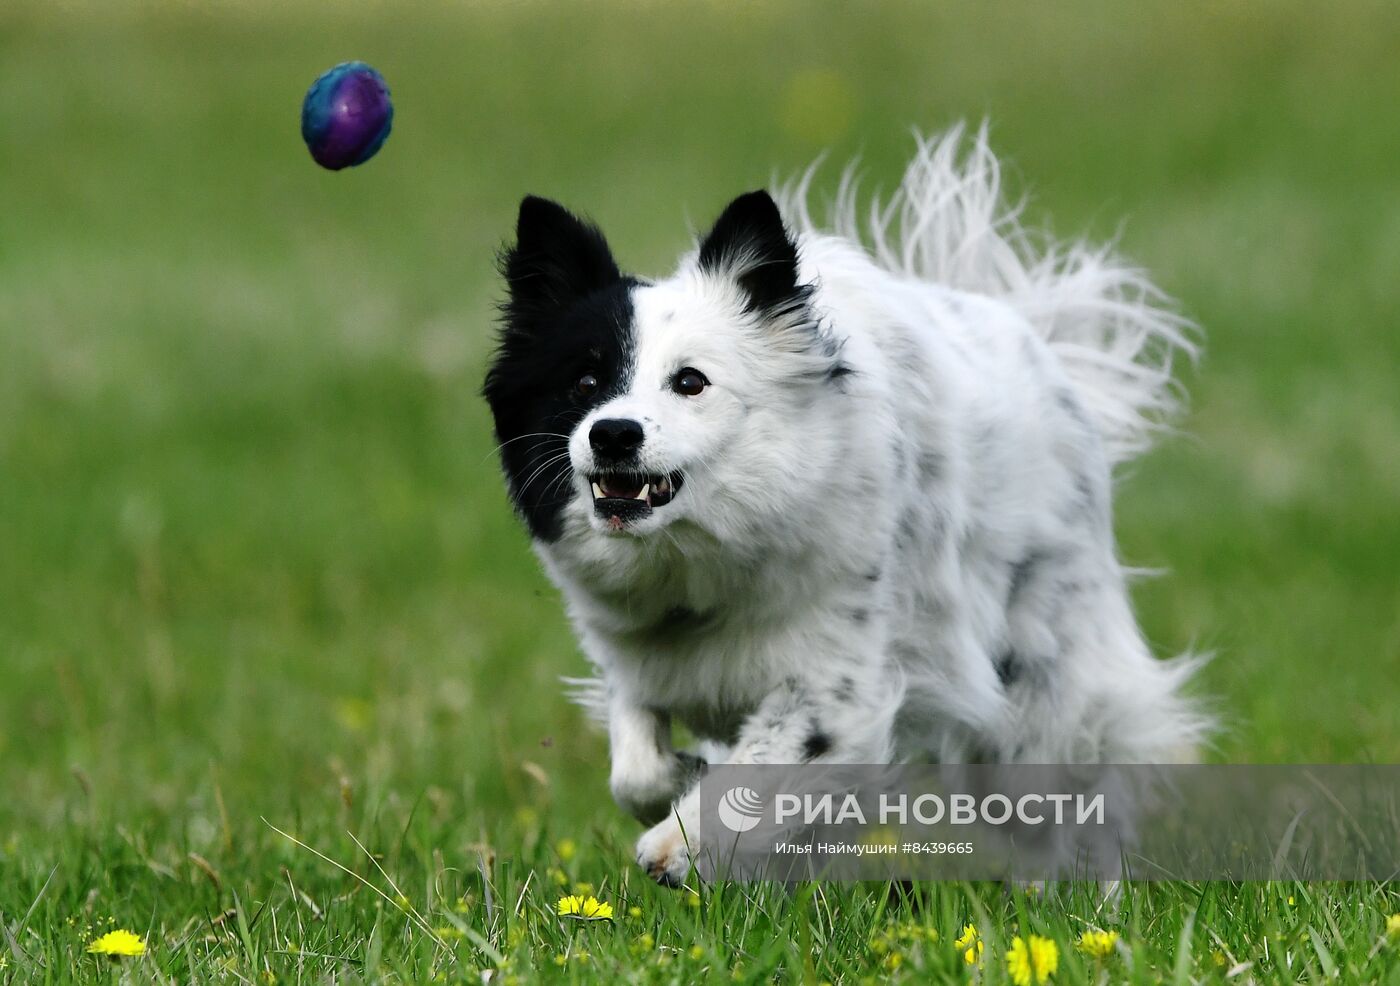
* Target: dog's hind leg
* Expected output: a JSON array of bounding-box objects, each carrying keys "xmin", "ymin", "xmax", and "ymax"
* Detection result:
[{"xmin": 997, "ymin": 543, "xmax": 1207, "ymax": 764}]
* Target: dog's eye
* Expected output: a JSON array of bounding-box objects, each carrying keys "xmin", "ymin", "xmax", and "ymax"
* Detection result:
[
  {"xmin": 671, "ymin": 368, "xmax": 709, "ymax": 397},
  {"xmin": 575, "ymin": 373, "xmax": 600, "ymax": 399}
]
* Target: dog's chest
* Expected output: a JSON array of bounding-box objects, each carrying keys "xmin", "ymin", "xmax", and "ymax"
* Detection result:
[{"xmin": 603, "ymin": 601, "xmax": 787, "ymax": 719}]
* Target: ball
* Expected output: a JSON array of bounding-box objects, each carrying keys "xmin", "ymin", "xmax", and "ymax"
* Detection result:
[{"xmin": 301, "ymin": 62, "xmax": 393, "ymax": 171}]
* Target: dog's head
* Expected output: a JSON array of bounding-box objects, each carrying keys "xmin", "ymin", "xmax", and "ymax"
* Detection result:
[{"xmin": 483, "ymin": 191, "xmax": 849, "ymax": 551}]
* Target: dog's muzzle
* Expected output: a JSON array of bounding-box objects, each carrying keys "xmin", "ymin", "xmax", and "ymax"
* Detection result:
[{"xmin": 590, "ymin": 471, "xmax": 684, "ymax": 528}]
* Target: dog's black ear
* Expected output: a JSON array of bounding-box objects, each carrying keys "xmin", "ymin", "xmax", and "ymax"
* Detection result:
[
  {"xmin": 501, "ymin": 196, "xmax": 620, "ymax": 322},
  {"xmin": 698, "ymin": 190, "xmax": 802, "ymax": 313}
]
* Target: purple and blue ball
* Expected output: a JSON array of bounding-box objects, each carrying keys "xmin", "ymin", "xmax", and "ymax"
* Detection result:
[{"xmin": 301, "ymin": 62, "xmax": 393, "ymax": 171}]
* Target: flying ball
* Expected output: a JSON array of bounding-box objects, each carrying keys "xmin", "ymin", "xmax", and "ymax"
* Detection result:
[{"xmin": 301, "ymin": 61, "xmax": 393, "ymax": 170}]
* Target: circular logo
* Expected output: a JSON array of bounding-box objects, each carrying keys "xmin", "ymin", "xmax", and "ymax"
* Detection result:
[{"xmin": 717, "ymin": 786, "xmax": 765, "ymax": 833}]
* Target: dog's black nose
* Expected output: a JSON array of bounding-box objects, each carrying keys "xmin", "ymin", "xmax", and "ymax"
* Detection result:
[{"xmin": 589, "ymin": 418, "xmax": 644, "ymax": 461}]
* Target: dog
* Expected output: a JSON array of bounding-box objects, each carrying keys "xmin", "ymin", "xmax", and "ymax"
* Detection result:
[{"xmin": 483, "ymin": 124, "xmax": 1209, "ymax": 886}]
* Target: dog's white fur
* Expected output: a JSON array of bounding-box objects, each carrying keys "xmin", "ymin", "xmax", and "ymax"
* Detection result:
[{"xmin": 538, "ymin": 125, "xmax": 1208, "ymax": 884}]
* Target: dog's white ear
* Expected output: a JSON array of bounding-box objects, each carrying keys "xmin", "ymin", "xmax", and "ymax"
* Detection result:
[
  {"xmin": 698, "ymin": 190, "xmax": 802, "ymax": 313},
  {"xmin": 500, "ymin": 196, "xmax": 620, "ymax": 323}
]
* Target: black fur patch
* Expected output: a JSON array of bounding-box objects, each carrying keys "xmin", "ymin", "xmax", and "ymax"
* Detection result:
[
  {"xmin": 483, "ymin": 196, "xmax": 638, "ymax": 542},
  {"xmin": 802, "ymin": 729, "xmax": 832, "ymax": 761},
  {"xmin": 826, "ymin": 361, "xmax": 856, "ymax": 383},
  {"xmin": 663, "ymin": 605, "xmax": 698, "ymax": 624},
  {"xmin": 655, "ymin": 606, "xmax": 713, "ymax": 635},
  {"xmin": 995, "ymin": 650, "xmax": 1020, "ymax": 687}
]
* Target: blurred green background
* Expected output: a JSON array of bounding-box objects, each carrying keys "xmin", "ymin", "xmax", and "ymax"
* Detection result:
[{"xmin": 2, "ymin": 0, "xmax": 1399, "ymax": 845}]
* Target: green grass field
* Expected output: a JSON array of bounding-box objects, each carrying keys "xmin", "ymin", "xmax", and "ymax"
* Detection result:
[{"xmin": 2, "ymin": 1, "xmax": 1399, "ymax": 981}]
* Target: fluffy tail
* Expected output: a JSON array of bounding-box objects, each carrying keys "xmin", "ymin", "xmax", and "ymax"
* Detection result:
[{"xmin": 777, "ymin": 122, "xmax": 1198, "ymax": 466}]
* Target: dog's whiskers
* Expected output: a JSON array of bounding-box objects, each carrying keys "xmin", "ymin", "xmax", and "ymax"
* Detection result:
[
  {"xmin": 514, "ymin": 450, "xmax": 574, "ymax": 499},
  {"xmin": 481, "ymin": 432, "xmax": 571, "ymax": 464}
]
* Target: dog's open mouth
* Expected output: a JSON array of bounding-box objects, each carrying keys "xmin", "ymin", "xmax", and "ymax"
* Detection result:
[{"xmin": 590, "ymin": 471, "xmax": 683, "ymax": 527}]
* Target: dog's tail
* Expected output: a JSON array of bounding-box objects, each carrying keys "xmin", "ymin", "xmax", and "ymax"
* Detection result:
[{"xmin": 777, "ymin": 122, "xmax": 1197, "ymax": 466}]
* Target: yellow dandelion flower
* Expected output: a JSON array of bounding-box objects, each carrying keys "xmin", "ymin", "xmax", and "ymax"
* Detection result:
[
  {"xmin": 1006, "ymin": 938, "xmax": 1032, "ymax": 986},
  {"xmin": 556, "ymin": 838, "xmax": 577, "ymax": 862},
  {"xmin": 1007, "ymin": 935, "xmax": 1058, "ymax": 985},
  {"xmin": 1076, "ymin": 930, "xmax": 1119, "ymax": 959},
  {"xmin": 582, "ymin": 897, "xmax": 613, "ymax": 920},
  {"xmin": 896, "ymin": 921, "xmax": 937, "ymax": 944},
  {"xmin": 871, "ymin": 920, "xmax": 938, "ymax": 958},
  {"xmin": 684, "ymin": 889, "xmax": 701, "ymax": 908},
  {"xmin": 689, "ymin": 944, "xmax": 705, "ymax": 960},
  {"xmin": 86, "ymin": 929, "xmax": 146, "ymax": 957},
  {"xmin": 1031, "ymin": 936, "xmax": 1059, "ymax": 981},
  {"xmin": 955, "ymin": 924, "xmax": 983, "ymax": 965},
  {"xmin": 628, "ymin": 906, "xmax": 643, "ymax": 919},
  {"xmin": 556, "ymin": 894, "xmax": 613, "ymax": 920},
  {"xmin": 1387, "ymin": 913, "xmax": 1400, "ymax": 938}
]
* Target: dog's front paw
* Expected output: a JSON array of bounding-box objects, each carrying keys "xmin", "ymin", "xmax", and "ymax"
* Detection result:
[
  {"xmin": 635, "ymin": 812, "xmax": 695, "ymax": 887},
  {"xmin": 611, "ymin": 752, "xmax": 707, "ymax": 825}
]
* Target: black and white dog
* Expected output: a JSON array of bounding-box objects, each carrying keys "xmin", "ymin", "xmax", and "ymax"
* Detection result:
[{"xmin": 483, "ymin": 125, "xmax": 1209, "ymax": 886}]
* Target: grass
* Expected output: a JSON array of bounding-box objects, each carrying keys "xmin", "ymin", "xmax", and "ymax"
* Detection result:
[{"xmin": 1, "ymin": 0, "xmax": 1399, "ymax": 981}]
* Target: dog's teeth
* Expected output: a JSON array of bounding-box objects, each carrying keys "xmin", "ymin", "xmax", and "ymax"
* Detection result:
[
  {"xmin": 636, "ymin": 484, "xmax": 650, "ymax": 501},
  {"xmin": 592, "ymin": 482, "xmax": 605, "ymax": 500}
]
